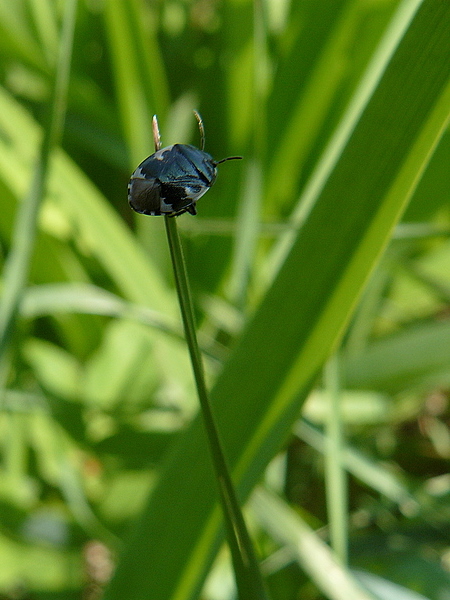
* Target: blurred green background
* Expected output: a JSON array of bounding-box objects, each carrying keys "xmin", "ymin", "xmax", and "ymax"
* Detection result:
[{"xmin": 0, "ymin": 0, "xmax": 449, "ymax": 599}]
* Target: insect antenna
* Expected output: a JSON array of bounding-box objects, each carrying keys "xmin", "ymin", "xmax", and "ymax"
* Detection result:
[
  {"xmin": 215, "ymin": 156, "xmax": 243, "ymax": 165},
  {"xmin": 152, "ymin": 114, "xmax": 161, "ymax": 151},
  {"xmin": 193, "ymin": 110, "xmax": 206, "ymax": 151}
]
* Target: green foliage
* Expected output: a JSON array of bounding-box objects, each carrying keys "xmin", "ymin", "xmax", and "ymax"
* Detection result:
[{"xmin": 0, "ymin": 1, "xmax": 449, "ymax": 600}]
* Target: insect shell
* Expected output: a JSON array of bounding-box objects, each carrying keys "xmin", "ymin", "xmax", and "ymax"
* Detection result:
[{"xmin": 128, "ymin": 113, "xmax": 242, "ymax": 217}]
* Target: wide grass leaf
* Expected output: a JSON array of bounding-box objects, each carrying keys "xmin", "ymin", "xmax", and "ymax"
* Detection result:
[{"xmin": 105, "ymin": 1, "xmax": 450, "ymax": 599}]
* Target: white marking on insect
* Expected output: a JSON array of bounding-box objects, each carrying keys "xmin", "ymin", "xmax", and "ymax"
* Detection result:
[
  {"xmin": 159, "ymin": 198, "xmax": 174, "ymax": 212},
  {"xmin": 154, "ymin": 148, "xmax": 172, "ymax": 161}
]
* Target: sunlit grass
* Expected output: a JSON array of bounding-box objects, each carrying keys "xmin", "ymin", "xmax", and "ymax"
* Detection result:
[{"xmin": 0, "ymin": 1, "xmax": 449, "ymax": 599}]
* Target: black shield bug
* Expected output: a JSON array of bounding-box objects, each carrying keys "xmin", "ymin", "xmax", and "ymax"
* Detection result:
[{"xmin": 128, "ymin": 111, "xmax": 242, "ymax": 217}]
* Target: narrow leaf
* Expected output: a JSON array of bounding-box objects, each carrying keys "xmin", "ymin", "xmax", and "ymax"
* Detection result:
[{"xmin": 105, "ymin": 2, "xmax": 450, "ymax": 599}]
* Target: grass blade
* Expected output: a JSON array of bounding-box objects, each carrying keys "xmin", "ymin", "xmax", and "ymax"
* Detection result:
[
  {"xmin": 165, "ymin": 215, "xmax": 269, "ymax": 600},
  {"xmin": 252, "ymin": 488, "xmax": 378, "ymax": 600},
  {"xmin": 324, "ymin": 356, "xmax": 348, "ymax": 564},
  {"xmin": 0, "ymin": 0, "xmax": 78, "ymax": 359},
  {"xmin": 104, "ymin": 1, "xmax": 450, "ymax": 598},
  {"xmin": 103, "ymin": 0, "xmax": 169, "ymax": 166}
]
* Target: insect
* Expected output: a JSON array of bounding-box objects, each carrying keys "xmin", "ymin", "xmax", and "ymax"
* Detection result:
[{"xmin": 128, "ymin": 111, "xmax": 242, "ymax": 217}]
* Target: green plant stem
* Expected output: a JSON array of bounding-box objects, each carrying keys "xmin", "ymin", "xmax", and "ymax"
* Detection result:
[
  {"xmin": 324, "ymin": 355, "xmax": 348, "ymax": 564},
  {"xmin": 164, "ymin": 215, "xmax": 269, "ymax": 600},
  {"xmin": 0, "ymin": 0, "xmax": 78, "ymax": 365}
]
